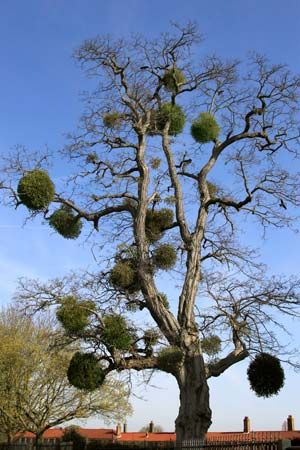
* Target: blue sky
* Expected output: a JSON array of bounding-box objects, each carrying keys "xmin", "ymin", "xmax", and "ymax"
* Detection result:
[{"xmin": 1, "ymin": 0, "xmax": 300, "ymax": 433}]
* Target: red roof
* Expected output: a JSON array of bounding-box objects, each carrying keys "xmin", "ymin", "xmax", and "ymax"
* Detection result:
[
  {"xmin": 206, "ymin": 431, "xmax": 300, "ymax": 442},
  {"xmin": 16, "ymin": 428, "xmax": 300, "ymax": 443},
  {"xmin": 118, "ymin": 432, "xmax": 175, "ymax": 442}
]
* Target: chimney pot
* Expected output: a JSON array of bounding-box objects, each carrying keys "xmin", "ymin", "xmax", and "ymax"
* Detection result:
[
  {"xmin": 116, "ymin": 423, "xmax": 122, "ymax": 436},
  {"xmin": 123, "ymin": 423, "xmax": 127, "ymax": 433},
  {"xmin": 287, "ymin": 415, "xmax": 295, "ymax": 431},
  {"xmin": 243, "ymin": 416, "xmax": 250, "ymax": 433},
  {"xmin": 149, "ymin": 421, "xmax": 154, "ymax": 433}
]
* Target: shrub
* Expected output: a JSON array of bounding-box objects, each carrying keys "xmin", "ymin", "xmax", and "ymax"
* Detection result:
[
  {"xmin": 247, "ymin": 353, "xmax": 285, "ymax": 397},
  {"xmin": 67, "ymin": 352, "xmax": 105, "ymax": 391},
  {"xmin": 191, "ymin": 112, "xmax": 220, "ymax": 143},
  {"xmin": 201, "ymin": 335, "xmax": 221, "ymax": 356},
  {"xmin": 49, "ymin": 205, "xmax": 82, "ymax": 239},
  {"xmin": 62, "ymin": 426, "xmax": 87, "ymax": 450},
  {"xmin": 56, "ymin": 296, "xmax": 95, "ymax": 335},
  {"xmin": 17, "ymin": 169, "xmax": 55, "ymax": 211},
  {"xmin": 157, "ymin": 346, "xmax": 183, "ymax": 373},
  {"xmin": 145, "ymin": 208, "xmax": 174, "ymax": 243},
  {"xmin": 153, "ymin": 244, "xmax": 177, "ymax": 270},
  {"xmin": 162, "ymin": 68, "xmax": 186, "ymax": 92},
  {"xmin": 102, "ymin": 314, "xmax": 133, "ymax": 351}
]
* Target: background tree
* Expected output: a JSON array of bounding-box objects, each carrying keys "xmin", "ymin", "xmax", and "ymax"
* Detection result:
[
  {"xmin": 0, "ymin": 308, "xmax": 131, "ymax": 445},
  {"xmin": 139, "ymin": 423, "xmax": 164, "ymax": 433},
  {"xmin": 2, "ymin": 23, "xmax": 300, "ymax": 443}
]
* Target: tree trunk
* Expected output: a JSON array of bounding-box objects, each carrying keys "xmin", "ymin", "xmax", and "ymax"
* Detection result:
[{"xmin": 175, "ymin": 353, "xmax": 211, "ymax": 443}]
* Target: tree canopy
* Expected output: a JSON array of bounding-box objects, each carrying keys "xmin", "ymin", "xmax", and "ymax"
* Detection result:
[
  {"xmin": 0, "ymin": 308, "xmax": 131, "ymax": 443},
  {"xmin": 1, "ymin": 23, "xmax": 300, "ymax": 442}
]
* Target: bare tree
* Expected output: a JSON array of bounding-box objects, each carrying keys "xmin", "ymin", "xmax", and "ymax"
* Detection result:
[{"xmin": 2, "ymin": 23, "xmax": 300, "ymax": 443}]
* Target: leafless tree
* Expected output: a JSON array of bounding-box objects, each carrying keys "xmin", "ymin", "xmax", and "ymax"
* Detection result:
[{"xmin": 2, "ymin": 23, "xmax": 300, "ymax": 443}]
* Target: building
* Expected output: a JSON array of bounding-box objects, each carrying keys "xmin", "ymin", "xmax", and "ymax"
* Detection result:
[{"xmin": 15, "ymin": 416, "xmax": 300, "ymax": 445}]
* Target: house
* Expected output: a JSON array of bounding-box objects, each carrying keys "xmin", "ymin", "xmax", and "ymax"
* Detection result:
[{"xmin": 15, "ymin": 415, "xmax": 300, "ymax": 445}]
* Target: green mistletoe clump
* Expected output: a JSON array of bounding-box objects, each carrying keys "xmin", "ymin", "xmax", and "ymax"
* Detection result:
[
  {"xmin": 49, "ymin": 205, "xmax": 82, "ymax": 239},
  {"xmin": 56, "ymin": 296, "xmax": 95, "ymax": 335},
  {"xmin": 17, "ymin": 169, "xmax": 55, "ymax": 211},
  {"xmin": 191, "ymin": 112, "xmax": 220, "ymax": 143},
  {"xmin": 67, "ymin": 352, "xmax": 105, "ymax": 391},
  {"xmin": 247, "ymin": 353, "xmax": 285, "ymax": 398},
  {"xmin": 153, "ymin": 244, "xmax": 177, "ymax": 270}
]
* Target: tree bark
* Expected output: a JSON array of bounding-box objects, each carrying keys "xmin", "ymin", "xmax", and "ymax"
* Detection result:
[{"xmin": 175, "ymin": 353, "xmax": 211, "ymax": 443}]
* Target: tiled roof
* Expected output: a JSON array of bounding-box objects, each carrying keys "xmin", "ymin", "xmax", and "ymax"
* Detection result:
[
  {"xmin": 16, "ymin": 428, "xmax": 300, "ymax": 443},
  {"xmin": 118, "ymin": 432, "xmax": 175, "ymax": 442},
  {"xmin": 206, "ymin": 431, "xmax": 300, "ymax": 442}
]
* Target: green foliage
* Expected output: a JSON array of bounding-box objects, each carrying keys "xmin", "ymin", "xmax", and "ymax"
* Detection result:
[
  {"xmin": 56, "ymin": 296, "xmax": 95, "ymax": 335},
  {"xmin": 201, "ymin": 335, "xmax": 221, "ymax": 356},
  {"xmin": 109, "ymin": 260, "xmax": 140, "ymax": 293},
  {"xmin": 153, "ymin": 244, "xmax": 177, "ymax": 270},
  {"xmin": 247, "ymin": 353, "xmax": 285, "ymax": 398},
  {"xmin": 63, "ymin": 426, "xmax": 86, "ymax": 450},
  {"xmin": 159, "ymin": 292, "xmax": 170, "ymax": 309},
  {"xmin": 162, "ymin": 68, "xmax": 186, "ymax": 92},
  {"xmin": 157, "ymin": 346, "xmax": 183, "ymax": 373},
  {"xmin": 191, "ymin": 112, "xmax": 220, "ymax": 143},
  {"xmin": 67, "ymin": 352, "xmax": 105, "ymax": 391},
  {"xmin": 145, "ymin": 208, "xmax": 174, "ymax": 243},
  {"xmin": 102, "ymin": 315, "xmax": 133, "ymax": 351},
  {"xmin": 147, "ymin": 103, "xmax": 186, "ymax": 136},
  {"xmin": 103, "ymin": 112, "xmax": 122, "ymax": 128},
  {"xmin": 156, "ymin": 103, "xmax": 186, "ymax": 135},
  {"xmin": 17, "ymin": 169, "xmax": 55, "ymax": 211},
  {"xmin": 143, "ymin": 329, "xmax": 160, "ymax": 347},
  {"xmin": 49, "ymin": 206, "xmax": 83, "ymax": 239}
]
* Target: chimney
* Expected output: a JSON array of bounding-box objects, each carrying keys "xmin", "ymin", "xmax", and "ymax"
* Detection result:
[
  {"xmin": 123, "ymin": 423, "xmax": 127, "ymax": 433},
  {"xmin": 243, "ymin": 416, "xmax": 250, "ymax": 433},
  {"xmin": 287, "ymin": 415, "xmax": 295, "ymax": 431},
  {"xmin": 116, "ymin": 423, "xmax": 122, "ymax": 436},
  {"xmin": 149, "ymin": 421, "xmax": 154, "ymax": 433}
]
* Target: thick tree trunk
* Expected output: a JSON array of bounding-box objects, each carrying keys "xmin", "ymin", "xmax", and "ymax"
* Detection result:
[{"xmin": 175, "ymin": 353, "xmax": 211, "ymax": 444}]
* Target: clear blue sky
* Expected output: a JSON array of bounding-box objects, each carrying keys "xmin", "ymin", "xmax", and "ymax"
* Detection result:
[{"xmin": 1, "ymin": 0, "xmax": 300, "ymax": 433}]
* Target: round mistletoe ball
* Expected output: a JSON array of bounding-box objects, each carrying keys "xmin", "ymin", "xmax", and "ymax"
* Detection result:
[
  {"xmin": 191, "ymin": 112, "xmax": 220, "ymax": 143},
  {"xmin": 17, "ymin": 169, "xmax": 55, "ymax": 211},
  {"xmin": 247, "ymin": 353, "xmax": 285, "ymax": 397},
  {"xmin": 156, "ymin": 103, "xmax": 186, "ymax": 136},
  {"xmin": 153, "ymin": 244, "xmax": 177, "ymax": 270},
  {"xmin": 162, "ymin": 68, "xmax": 186, "ymax": 92},
  {"xmin": 67, "ymin": 352, "xmax": 105, "ymax": 391},
  {"xmin": 49, "ymin": 206, "xmax": 82, "ymax": 239}
]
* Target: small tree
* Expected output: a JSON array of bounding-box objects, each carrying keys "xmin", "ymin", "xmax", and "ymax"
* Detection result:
[
  {"xmin": 0, "ymin": 308, "xmax": 131, "ymax": 445},
  {"xmin": 2, "ymin": 23, "xmax": 300, "ymax": 442}
]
